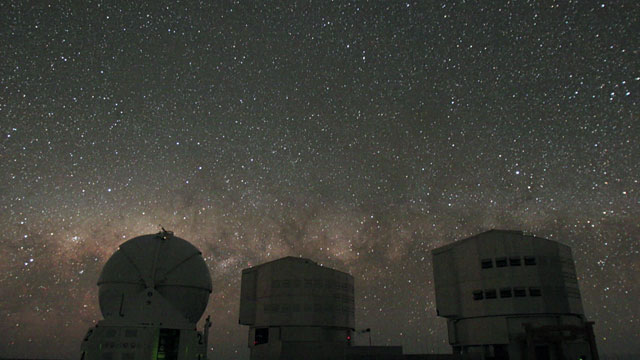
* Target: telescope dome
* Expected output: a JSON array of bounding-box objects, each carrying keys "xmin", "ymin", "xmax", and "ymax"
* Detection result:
[{"xmin": 97, "ymin": 231, "xmax": 212, "ymax": 323}]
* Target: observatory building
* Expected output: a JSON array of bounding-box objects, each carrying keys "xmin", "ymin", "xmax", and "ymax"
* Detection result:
[
  {"xmin": 432, "ymin": 230, "xmax": 599, "ymax": 360},
  {"xmin": 81, "ymin": 231, "xmax": 213, "ymax": 360},
  {"xmin": 239, "ymin": 257, "xmax": 355, "ymax": 360}
]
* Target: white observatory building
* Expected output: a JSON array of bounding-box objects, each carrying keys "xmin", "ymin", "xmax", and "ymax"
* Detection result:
[
  {"xmin": 81, "ymin": 231, "xmax": 213, "ymax": 360},
  {"xmin": 239, "ymin": 257, "xmax": 355, "ymax": 360},
  {"xmin": 432, "ymin": 230, "xmax": 599, "ymax": 360}
]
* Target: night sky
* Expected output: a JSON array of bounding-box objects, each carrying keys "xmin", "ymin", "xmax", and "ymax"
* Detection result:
[{"xmin": 1, "ymin": 1, "xmax": 638, "ymax": 359}]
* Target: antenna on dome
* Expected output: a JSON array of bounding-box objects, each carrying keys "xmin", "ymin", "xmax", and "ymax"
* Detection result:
[{"xmin": 158, "ymin": 225, "xmax": 173, "ymax": 239}]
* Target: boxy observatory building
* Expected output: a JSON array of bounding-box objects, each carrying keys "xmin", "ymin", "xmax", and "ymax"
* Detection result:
[
  {"xmin": 80, "ymin": 231, "xmax": 213, "ymax": 360},
  {"xmin": 432, "ymin": 230, "xmax": 599, "ymax": 360},
  {"xmin": 238, "ymin": 257, "xmax": 355, "ymax": 360}
]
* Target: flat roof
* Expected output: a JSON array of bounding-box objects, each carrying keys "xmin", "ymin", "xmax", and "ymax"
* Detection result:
[{"xmin": 431, "ymin": 229, "xmax": 564, "ymax": 255}]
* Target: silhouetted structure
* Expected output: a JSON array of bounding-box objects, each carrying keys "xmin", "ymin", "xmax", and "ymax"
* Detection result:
[
  {"xmin": 239, "ymin": 257, "xmax": 355, "ymax": 360},
  {"xmin": 80, "ymin": 231, "xmax": 212, "ymax": 360},
  {"xmin": 432, "ymin": 230, "xmax": 599, "ymax": 360},
  {"xmin": 77, "ymin": 229, "xmax": 601, "ymax": 360}
]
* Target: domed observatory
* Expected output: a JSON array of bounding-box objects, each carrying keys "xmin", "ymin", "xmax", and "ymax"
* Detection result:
[
  {"xmin": 432, "ymin": 230, "xmax": 599, "ymax": 360},
  {"xmin": 239, "ymin": 257, "xmax": 355, "ymax": 360},
  {"xmin": 81, "ymin": 231, "xmax": 213, "ymax": 360}
]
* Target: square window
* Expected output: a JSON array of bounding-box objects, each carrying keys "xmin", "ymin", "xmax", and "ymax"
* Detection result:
[
  {"xmin": 500, "ymin": 288, "xmax": 512, "ymax": 298},
  {"xmin": 255, "ymin": 328, "xmax": 269, "ymax": 345},
  {"xmin": 524, "ymin": 256, "xmax": 537, "ymax": 266},
  {"xmin": 282, "ymin": 280, "xmax": 290, "ymax": 288},
  {"xmin": 496, "ymin": 257, "xmax": 507, "ymax": 267},
  {"xmin": 473, "ymin": 290, "xmax": 483, "ymax": 300},
  {"xmin": 529, "ymin": 287, "xmax": 542, "ymax": 297},
  {"xmin": 481, "ymin": 258, "xmax": 493, "ymax": 269},
  {"xmin": 272, "ymin": 280, "xmax": 280, "ymax": 289},
  {"xmin": 514, "ymin": 287, "xmax": 526, "ymax": 297},
  {"xmin": 509, "ymin": 257, "xmax": 521, "ymax": 266},
  {"xmin": 484, "ymin": 289, "xmax": 497, "ymax": 299}
]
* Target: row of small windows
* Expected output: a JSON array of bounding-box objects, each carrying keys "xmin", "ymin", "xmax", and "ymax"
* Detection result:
[
  {"xmin": 263, "ymin": 302, "xmax": 355, "ymax": 314},
  {"xmin": 272, "ymin": 279, "xmax": 352, "ymax": 292},
  {"xmin": 481, "ymin": 256, "xmax": 537, "ymax": 269},
  {"xmin": 104, "ymin": 328, "xmax": 138, "ymax": 338},
  {"xmin": 99, "ymin": 341, "xmax": 138, "ymax": 349},
  {"xmin": 473, "ymin": 287, "xmax": 542, "ymax": 300}
]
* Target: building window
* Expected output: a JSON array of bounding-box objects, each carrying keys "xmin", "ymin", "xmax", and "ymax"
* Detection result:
[
  {"xmin": 473, "ymin": 290, "xmax": 483, "ymax": 300},
  {"xmin": 255, "ymin": 328, "xmax": 269, "ymax": 345},
  {"xmin": 495, "ymin": 257, "xmax": 508, "ymax": 267},
  {"xmin": 282, "ymin": 280, "xmax": 290, "ymax": 288},
  {"xmin": 509, "ymin": 257, "xmax": 521, "ymax": 266},
  {"xmin": 272, "ymin": 280, "xmax": 280, "ymax": 288},
  {"xmin": 500, "ymin": 288, "xmax": 512, "ymax": 298},
  {"xmin": 305, "ymin": 279, "xmax": 313, "ymax": 288},
  {"xmin": 484, "ymin": 289, "xmax": 497, "ymax": 299},
  {"xmin": 513, "ymin": 287, "xmax": 526, "ymax": 297},
  {"xmin": 529, "ymin": 287, "xmax": 542, "ymax": 297},
  {"xmin": 481, "ymin": 258, "xmax": 493, "ymax": 269},
  {"xmin": 524, "ymin": 256, "xmax": 537, "ymax": 266}
]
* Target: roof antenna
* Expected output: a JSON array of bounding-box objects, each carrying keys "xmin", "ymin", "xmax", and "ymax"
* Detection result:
[{"xmin": 158, "ymin": 225, "xmax": 173, "ymax": 239}]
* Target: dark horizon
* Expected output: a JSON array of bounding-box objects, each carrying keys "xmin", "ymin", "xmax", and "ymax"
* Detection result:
[{"xmin": 1, "ymin": 1, "xmax": 638, "ymax": 359}]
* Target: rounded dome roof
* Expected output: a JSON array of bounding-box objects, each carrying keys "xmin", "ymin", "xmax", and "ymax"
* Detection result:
[{"xmin": 98, "ymin": 231, "xmax": 212, "ymax": 323}]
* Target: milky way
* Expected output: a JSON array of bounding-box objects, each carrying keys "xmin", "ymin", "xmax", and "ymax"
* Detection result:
[{"xmin": 1, "ymin": 2, "xmax": 638, "ymax": 359}]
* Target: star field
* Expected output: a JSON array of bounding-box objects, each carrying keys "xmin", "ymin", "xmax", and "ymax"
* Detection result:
[{"xmin": 1, "ymin": 1, "xmax": 638, "ymax": 359}]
